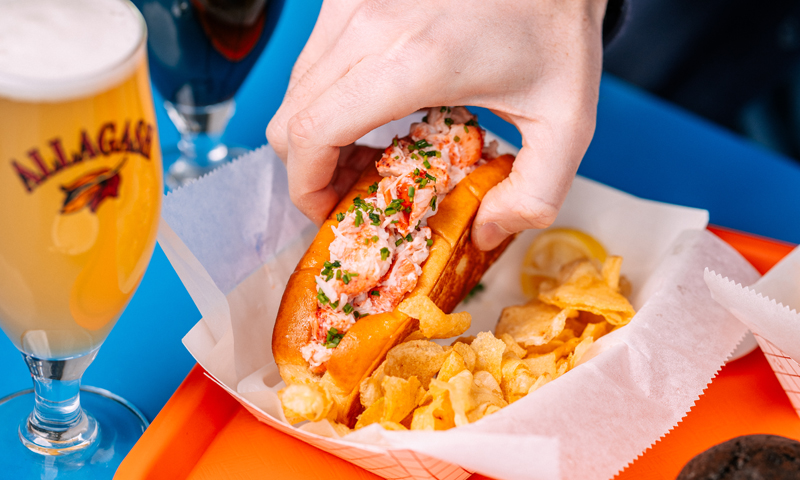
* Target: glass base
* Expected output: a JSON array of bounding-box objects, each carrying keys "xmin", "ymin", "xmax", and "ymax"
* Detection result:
[
  {"xmin": 0, "ymin": 386, "xmax": 148, "ymax": 478},
  {"xmin": 164, "ymin": 144, "xmax": 249, "ymax": 190}
]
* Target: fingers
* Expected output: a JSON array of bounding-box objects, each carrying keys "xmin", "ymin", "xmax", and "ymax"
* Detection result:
[
  {"xmin": 472, "ymin": 114, "xmax": 595, "ymax": 250},
  {"xmin": 286, "ymin": 58, "xmax": 422, "ymax": 223},
  {"xmin": 266, "ymin": 0, "xmax": 362, "ymax": 160}
]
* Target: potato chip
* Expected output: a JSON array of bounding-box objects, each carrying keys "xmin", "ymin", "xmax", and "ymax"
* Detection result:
[
  {"xmin": 500, "ymin": 351, "xmax": 536, "ymax": 403},
  {"xmin": 355, "ymin": 397, "xmax": 385, "ymax": 430},
  {"xmin": 438, "ymin": 350, "xmax": 467, "ymax": 382},
  {"xmin": 452, "ymin": 342, "xmax": 477, "ymax": 371},
  {"xmin": 524, "ymin": 340, "xmax": 564, "ymax": 357},
  {"xmin": 467, "ymin": 401, "xmax": 505, "ymax": 423},
  {"xmin": 379, "ymin": 421, "xmax": 408, "ymax": 431},
  {"xmin": 570, "ymin": 337, "xmax": 594, "ymax": 368},
  {"xmin": 580, "ymin": 320, "xmax": 609, "ymax": 341},
  {"xmin": 496, "ymin": 300, "xmax": 577, "ymax": 347},
  {"xmin": 410, "ymin": 387, "xmax": 456, "ymax": 431},
  {"xmin": 498, "ymin": 333, "xmax": 527, "ymax": 358},
  {"xmin": 539, "ymin": 259, "xmax": 636, "ymax": 326},
  {"xmin": 601, "ymin": 255, "xmax": 623, "ymax": 291},
  {"xmin": 473, "ymin": 370, "xmax": 503, "ymax": 399},
  {"xmin": 359, "ymin": 361, "xmax": 386, "ymax": 408},
  {"xmin": 398, "ymin": 295, "xmax": 471, "ymax": 339},
  {"xmin": 527, "ymin": 373, "xmax": 552, "ymax": 394},
  {"xmin": 278, "ymin": 383, "xmax": 333, "ymax": 424},
  {"xmin": 385, "ymin": 340, "xmax": 446, "ymax": 388},
  {"xmin": 382, "ymin": 375, "xmax": 422, "ymax": 423},
  {"xmin": 523, "ymin": 352, "xmax": 558, "ymax": 379},
  {"xmin": 554, "ymin": 337, "xmax": 583, "ymax": 359},
  {"xmin": 452, "ymin": 335, "xmax": 476, "ymax": 346},
  {"xmin": 556, "ymin": 358, "xmax": 569, "ymax": 377},
  {"xmin": 403, "ymin": 330, "xmax": 428, "ymax": 342},
  {"xmin": 430, "ymin": 371, "xmax": 475, "ymax": 427},
  {"xmin": 448, "ymin": 370, "xmax": 478, "ymax": 426},
  {"xmin": 471, "ymin": 331, "xmax": 506, "ymax": 384}
]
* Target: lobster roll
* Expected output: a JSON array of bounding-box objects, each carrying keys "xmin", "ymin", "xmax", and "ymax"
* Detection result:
[{"xmin": 273, "ymin": 106, "xmax": 515, "ymax": 427}]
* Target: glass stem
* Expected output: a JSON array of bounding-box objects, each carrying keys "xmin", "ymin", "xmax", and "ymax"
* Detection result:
[
  {"xmin": 165, "ymin": 99, "xmax": 235, "ymax": 168},
  {"xmin": 20, "ymin": 350, "xmax": 99, "ymax": 454}
]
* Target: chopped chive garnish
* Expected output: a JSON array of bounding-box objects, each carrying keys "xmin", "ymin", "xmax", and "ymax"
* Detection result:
[
  {"xmin": 380, "ymin": 247, "xmax": 390, "ymax": 261},
  {"xmin": 323, "ymin": 328, "xmax": 344, "ymax": 348},
  {"xmin": 405, "ymin": 206, "xmax": 411, "ymax": 212},
  {"xmin": 423, "ymin": 159, "xmax": 432, "ymax": 169},
  {"xmin": 336, "ymin": 212, "xmax": 345, "ymax": 222},
  {"xmin": 409, "ymin": 186, "xmax": 415, "ymax": 198},
  {"xmin": 405, "ymin": 233, "xmax": 413, "ymax": 242},
  {"xmin": 395, "ymin": 238, "xmax": 404, "ymax": 246},
  {"xmin": 391, "ymin": 220, "xmax": 399, "ymax": 224},
  {"xmin": 414, "ymin": 140, "xmax": 432, "ymax": 150},
  {"xmin": 370, "ymin": 290, "xmax": 380, "ymax": 296},
  {"xmin": 411, "ymin": 153, "xmax": 419, "ymax": 160},
  {"xmin": 393, "ymin": 138, "xmax": 398, "ymax": 147},
  {"xmin": 343, "ymin": 303, "xmax": 354, "ymax": 314},
  {"xmin": 369, "ymin": 212, "xmax": 381, "ymax": 226},
  {"xmin": 425, "ymin": 172, "xmax": 437, "ymax": 182},
  {"xmin": 444, "ymin": 118, "xmax": 453, "ymax": 127},
  {"xmin": 336, "ymin": 269, "xmax": 342, "ymax": 280},
  {"xmin": 454, "ymin": 136, "xmax": 460, "ymax": 143},
  {"xmin": 394, "ymin": 155, "xmax": 399, "ymax": 160},
  {"xmin": 353, "ymin": 311, "xmax": 361, "ymax": 319},
  {"xmin": 317, "ymin": 290, "xmax": 330, "ymax": 305},
  {"xmin": 464, "ymin": 125, "xmax": 469, "ymax": 133},
  {"xmin": 385, "ymin": 207, "xmax": 396, "ymax": 215},
  {"xmin": 368, "ymin": 182, "xmax": 378, "ymax": 194},
  {"xmin": 332, "ymin": 260, "xmax": 341, "ymax": 267},
  {"xmin": 414, "ymin": 168, "xmax": 420, "ymax": 175},
  {"xmin": 372, "ymin": 235, "xmax": 379, "ymax": 243},
  {"xmin": 348, "ymin": 204, "xmax": 355, "ymax": 213},
  {"xmin": 426, "ymin": 239, "xmax": 433, "ymax": 246},
  {"xmin": 440, "ymin": 106, "xmax": 447, "ymax": 112},
  {"xmin": 331, "ymin": 300, "xmax": 339, "ymax": 309},
  {"xmin": 342, "ymin": 272, "xmax": 351, "ymax": 284},
  {"xmin": 364, "ymin": 238, "xmax": 370, "ymax": 245},
  {"xmin": 354, "ymin": 210, "xmax": 363, "ymax": 227},
  {"xmin": 430, "ymin": 196, "xmax": 437, "ymax": 211},
  {"xmin": 420, "ymin": 178, "xmax": 429, "ymax": 188},
  {"xmin": 465, "ymin": 119, "xmax": 478, "ymax": 126},
  {"xmin": 435, "ymin": 151, "xmax": 441, "ymax": 157}
]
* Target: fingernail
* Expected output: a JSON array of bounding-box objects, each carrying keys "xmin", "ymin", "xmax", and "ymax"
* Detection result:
[{"xmin": 473, "ymin": 222, "xmax": 511, "ymax": 251}]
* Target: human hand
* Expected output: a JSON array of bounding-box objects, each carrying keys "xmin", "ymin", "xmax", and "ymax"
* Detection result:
[{"xmin": 267, "ymin": 0, "xmax": 607, "ymax": 250}]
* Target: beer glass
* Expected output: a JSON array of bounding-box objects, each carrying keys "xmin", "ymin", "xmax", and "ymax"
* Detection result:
[
  {"xmin": 133, "ymin": 0, "xmax": 286, "ymax": 188},
  {"xmin": 0, "ymin": 0, "xmax": 161, "ymax": 475}
]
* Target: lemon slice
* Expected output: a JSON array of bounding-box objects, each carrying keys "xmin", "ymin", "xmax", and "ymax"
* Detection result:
[{"xmin": 520, "ymin": 228, "xmax": 607, "ymax": 298}]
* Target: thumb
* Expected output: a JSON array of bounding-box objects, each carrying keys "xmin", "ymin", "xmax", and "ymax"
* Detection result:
[{"xmin": 471, "ymin": 140, "xmax": 581, "ymax": 250}]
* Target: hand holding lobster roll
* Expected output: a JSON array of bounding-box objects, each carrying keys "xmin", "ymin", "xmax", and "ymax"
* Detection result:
[{"xmin": 273, "ymin": 107, "xmax": 515, "ymax": 426}]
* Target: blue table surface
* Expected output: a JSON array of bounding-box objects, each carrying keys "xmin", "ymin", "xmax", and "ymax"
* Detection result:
[{"xmin": 2, "ymin": 0, "xmax": 800, "ymax": 453}]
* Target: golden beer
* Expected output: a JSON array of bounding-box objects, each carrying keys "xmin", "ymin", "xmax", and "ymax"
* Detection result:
[{"xmin": 0, "ymin": 2, "xmax": 162, "ymax": 360}]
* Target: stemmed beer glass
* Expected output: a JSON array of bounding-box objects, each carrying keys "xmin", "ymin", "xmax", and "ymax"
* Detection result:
[
  {"xmin": 0, "ymin": 0, "xmax": 161, "ymax": 475},
  {"xmin": 133, "ymin": 0, "xmax": 286, "ymax": 188}
]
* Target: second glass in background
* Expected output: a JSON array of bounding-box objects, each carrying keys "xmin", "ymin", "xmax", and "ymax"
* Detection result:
[{"xmin": 134, "ymin": 0, "xmax": 285, "ymax": 189}]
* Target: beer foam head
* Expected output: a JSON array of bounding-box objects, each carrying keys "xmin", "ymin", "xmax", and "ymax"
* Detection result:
[{"xmin": 0, "ymin": 0, "xmax": 145, "ymax": 102}]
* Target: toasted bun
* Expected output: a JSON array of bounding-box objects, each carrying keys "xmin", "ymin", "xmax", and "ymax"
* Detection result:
[{"xmin": 273, "ymin": 153, "xmax": 515, "ymax": 426}]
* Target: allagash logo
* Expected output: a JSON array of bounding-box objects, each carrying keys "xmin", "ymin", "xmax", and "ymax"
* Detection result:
[
  {"xmin": 9, "ymin": 119, "xmax": 154, "ymax": 197},
  {"xmin": 60, "ymin": 159, "xmax": 126, "ymax": 214}
]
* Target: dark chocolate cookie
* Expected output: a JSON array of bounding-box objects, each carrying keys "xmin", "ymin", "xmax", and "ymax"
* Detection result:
[{"xmin": 677, "ymin": 434, "xmax": 800, "ymax": 480}]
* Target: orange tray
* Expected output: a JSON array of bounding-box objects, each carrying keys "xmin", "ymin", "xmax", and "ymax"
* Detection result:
[{"xmin": 115, "ymin": 226, "xmax": 799, "ymax": 480}]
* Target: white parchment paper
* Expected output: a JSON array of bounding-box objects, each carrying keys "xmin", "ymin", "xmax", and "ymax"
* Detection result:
[
  {"xmin": 158, "ymin": 115, "xmax": 760, "ymax": 480},
  {"xmin": 705, "ymin": 245, "xmax": 800, "ymax": 362}
]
